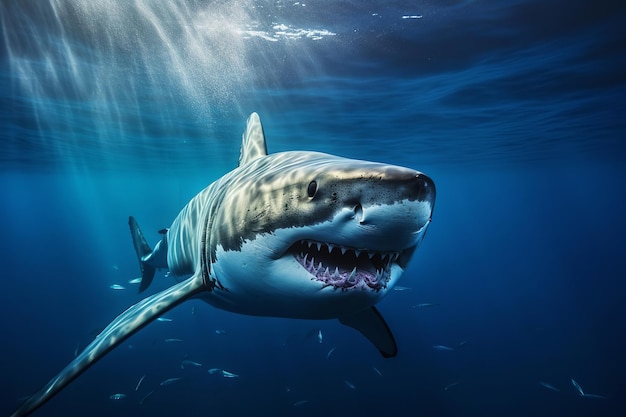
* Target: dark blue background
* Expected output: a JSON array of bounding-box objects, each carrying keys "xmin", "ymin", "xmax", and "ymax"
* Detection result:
[{"xmin": 1, "ymin": 1, "xmax": 625, "ymax": 416}]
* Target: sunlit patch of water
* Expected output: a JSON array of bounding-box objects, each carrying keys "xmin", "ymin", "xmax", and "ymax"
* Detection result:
[{"xmin": 1, "ymin": 1, "xmax": 336, "ymax": 171}]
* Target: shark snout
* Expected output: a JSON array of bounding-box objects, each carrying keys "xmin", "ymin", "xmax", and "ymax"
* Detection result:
[
  {"xmin": 354, "ymin": 173, "xmax": 434, "ymax": 222},
  {"xmin": 335, "ymin": 170, "xmax": 435, "ymax": 252}
]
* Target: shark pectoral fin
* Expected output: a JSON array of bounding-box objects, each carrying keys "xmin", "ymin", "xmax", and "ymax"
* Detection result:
[
  {"xmin": 339, "ymin": 307, "xmax": 398, "ymax": 358},
  {"xmin": 11, "ymin": 276, "xmax": 205, "ymax": 417}
]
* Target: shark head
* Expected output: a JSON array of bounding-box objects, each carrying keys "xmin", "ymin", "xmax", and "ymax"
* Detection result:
[{"xmin": 207, "ymin": 114, "xmax": 435, "ymax": 319}]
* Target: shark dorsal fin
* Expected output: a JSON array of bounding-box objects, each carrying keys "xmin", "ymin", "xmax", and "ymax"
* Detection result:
[{"xmin": 238, "ymin": 112, "xmax": 268, "ymax": 167}]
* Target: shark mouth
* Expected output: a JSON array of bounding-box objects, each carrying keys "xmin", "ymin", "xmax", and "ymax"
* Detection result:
[{"xmin": 289, "ymin": 240, "xmax": 401, "ymax": 291}]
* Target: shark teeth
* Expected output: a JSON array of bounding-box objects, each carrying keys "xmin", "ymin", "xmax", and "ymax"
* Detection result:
[
  {"xmin": 298, "ymin": 240, "xmax": 399, "ymax": 264},
  {"xmin": 292, "ymin": 240, "xmax": 400, "ymax": 291}
]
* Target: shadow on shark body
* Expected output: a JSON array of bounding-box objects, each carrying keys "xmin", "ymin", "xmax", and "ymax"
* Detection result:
[{"xmin": 12, "ymin": 113, "xmax": 435, "ymax": 416}]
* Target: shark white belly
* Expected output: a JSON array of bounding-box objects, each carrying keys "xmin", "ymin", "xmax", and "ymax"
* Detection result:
[{"xmin": 11, "ymin": 113, "xmax": 435, "ymax": 416}]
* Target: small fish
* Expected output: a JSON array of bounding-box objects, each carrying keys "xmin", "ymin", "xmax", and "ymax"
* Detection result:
[
  {"xmin": 317, "ymin": 329, "xmax": 323, "ymax": 344},
  {"xmin": 135, "ymin": 374, "xmax": 146, "ymax": 391},
  {"xmin": 112, "ymin": 265, "xmax": 119, "ymax": 271},
  {"xmin": 433, "ymin": 345, "xmax": 455, "ymax": 351},
  {"xmin": 207, "ymin": 368, "xmax": 222, "ymax": 375},
  {"xmin": 344, "ymin": 380, "xmax": 356, "ymax": 390},
  {"xmin": 456, "ymin": 340, "xmax": 468, "ymax": 349},
  {"xmin": 571, "ymin": 379, "xmax": 607, "ymax": 399},
  {"xmin": 571, "ymin": 378, "xmax": 585, "ymax": 396},
  {"xmin": 415, "ymin": 303, "xmax": 439, "ymax": 308},
  {"xmin": 164, "ymin": 338, "xmax": 184, "ymax": 343},
  {"xmin": 181, "ymin": 359, "xmax": 203, "ymax": 368},
  {"xmin": 109, "ymin": 393, "xmax": 126, "ymax": 400},
  {"xmin": 221, "ymin": 370, "xmax": 239, "ymax": 378},
  {"xmin": 372, "ymin": 367, "xmax": 383, "ymax": 377},
  {"xmin": 156, "ymin": 317, "xmax": 173, "ymax": 322},
  {"xmin": 293, "ymin": 400, "xmax": 309, "ymax": 406},
  {"xmin": 215, "ymin": 329, "xmax": 227, "ymax": 335},
  {"xmin": 158, "ymin": 228, "xmax": 169, "ymax": 235},
  {"xmin": 109, "ymin": 284, "xmax": 125, "ymax": 290},
  {"xmin": 393, "ymin": 286, "xmax": 411, "ymax": 291},
  {"xmin": 326, "ymin": 347, "xmax": 336, "ymax": 359},
  {"xmin": 139, "ymin": 390, "xmax": 153, "ymax": 405},
  {"xmin": 160, "ymin": 377, "xmax": 183, "ymax": 386},
  {"xmin": 128, "ymin": 277, "xmax": 142, "ymax": 284},
  {"xmin": 538, "ymin": 381, "xmax": 560, "ymax": 392},
  {"xmin": 191, "ymin": 306, "xmax": 197, "ymax": 315},
  {"xmin": 581, "ymin": 393, "xmax": 607, "ymax": 399},
  {"xmin": 444, "ymin": 382, "xmax": 460, "ymax": 391}
]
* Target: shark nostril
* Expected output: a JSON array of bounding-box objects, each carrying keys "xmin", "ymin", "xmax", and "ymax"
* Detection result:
[
  {"xmin": 414, "ymin": 173, "xmax": 436, "ymax": 203},
  {"xmin": 354, "ymin": 203, "xmax": 364, "ymax": 223}
]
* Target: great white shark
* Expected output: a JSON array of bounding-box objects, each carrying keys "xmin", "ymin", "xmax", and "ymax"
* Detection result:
[{"xmin": 11, "ymin": 113, "xmax": 435, "ymax": 416}]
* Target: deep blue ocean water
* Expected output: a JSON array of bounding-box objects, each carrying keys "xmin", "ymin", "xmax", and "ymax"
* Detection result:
[{"xmin": 1, "ymin": 1, "xmax": 625, "ymax": 416}]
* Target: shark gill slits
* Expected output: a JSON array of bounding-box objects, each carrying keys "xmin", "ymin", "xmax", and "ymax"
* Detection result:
[{"xmin": 307, "ymin": 180, "xmax": 318, "ymax": 198}]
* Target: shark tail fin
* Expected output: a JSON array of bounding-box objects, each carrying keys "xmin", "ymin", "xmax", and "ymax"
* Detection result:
[{"xmin": 129, "ymin": 216, "xmax": 156, "ymax": 293}]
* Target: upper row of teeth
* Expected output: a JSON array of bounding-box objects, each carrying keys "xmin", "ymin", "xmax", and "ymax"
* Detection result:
[{"xmin": 300, "ymin": 240, "xmax": 400, "ymax": 262}]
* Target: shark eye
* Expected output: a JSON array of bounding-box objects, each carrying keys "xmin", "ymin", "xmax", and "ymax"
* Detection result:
[{"xmin": 307, "ymin": 180, "xmax": 318, "ymax": 198}]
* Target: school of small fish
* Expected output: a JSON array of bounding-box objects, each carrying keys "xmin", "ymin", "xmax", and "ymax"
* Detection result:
[{"xmin": 98, "ymin": 309, "xmax": 607, "ymax": 408}]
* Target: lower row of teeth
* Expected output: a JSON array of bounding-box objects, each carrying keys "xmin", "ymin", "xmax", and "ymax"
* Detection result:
[{"xmin": 298, "ymin": 254, "xmax": 388, "ymax": 289}]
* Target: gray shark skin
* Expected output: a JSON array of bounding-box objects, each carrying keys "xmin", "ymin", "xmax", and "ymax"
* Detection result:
[{"xmin": 11, "ymin": 113, "xmax": 435, "ymax": 416}]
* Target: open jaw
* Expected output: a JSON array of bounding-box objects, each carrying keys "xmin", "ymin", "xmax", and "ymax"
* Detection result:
[{"xmin": 287, "ymin": 240, "xmax": 406, "ymax": 291}]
